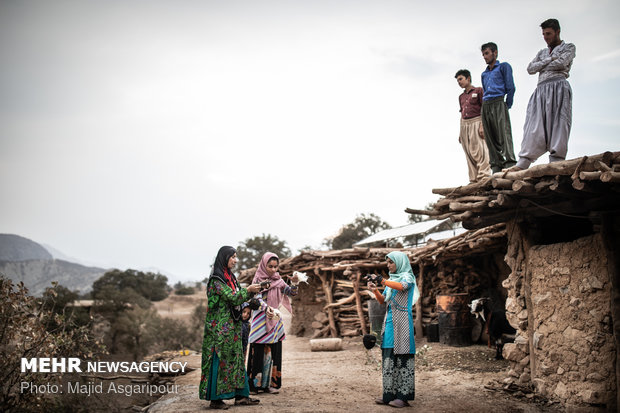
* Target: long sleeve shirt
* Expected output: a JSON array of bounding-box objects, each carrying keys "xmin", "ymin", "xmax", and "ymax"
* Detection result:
[
  {"xmin": 481, "ymin": 61, "xmax": 516, "ymax": 109},
  {"xmin": 527, "ymin": 41, "xmax": 576, "ymax": 85}
]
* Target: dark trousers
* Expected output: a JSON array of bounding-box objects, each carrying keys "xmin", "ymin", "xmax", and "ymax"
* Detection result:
[
  {"xmin": 481, "ymin": 97, "xmax": 517, "ymax": 172},
  {"xmin": 247, "ymin": 342, "xmax": 283, "ymax": 391}
]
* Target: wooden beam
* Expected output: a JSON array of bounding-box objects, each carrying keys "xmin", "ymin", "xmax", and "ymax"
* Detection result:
[
  {"xmin": 353, "ymin": 270, "xmax": 368, "ymax": 335},
  {"xmin": 415, "ymin": 265, "xmax": 424, "ymax": 340},
  {"xmin": 601, "ymin": 171, "xmax": 620, "ymax": 183},
  {"xmin": 316, "ymin": 267, "xmax": 338, "ymax": 338}
]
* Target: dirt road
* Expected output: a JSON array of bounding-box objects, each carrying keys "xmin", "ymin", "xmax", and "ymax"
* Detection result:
[{"xmin": 146, "ymin": 313, "xmax": 560, "ymax": 413}]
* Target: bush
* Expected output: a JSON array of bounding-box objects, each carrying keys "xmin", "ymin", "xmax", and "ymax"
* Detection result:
[
  {"xmin": 0, "ymin": 276, "xmax": 104, "ymax": 412},
  {"xmin": 174, "ymin": 286, "xmax": 195, "ymax": 295}
]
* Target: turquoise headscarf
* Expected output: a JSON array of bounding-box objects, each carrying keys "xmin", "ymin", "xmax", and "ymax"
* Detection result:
[{"xmin": 384, "ymin": 251, "xmax": 420, "ymax": 306}]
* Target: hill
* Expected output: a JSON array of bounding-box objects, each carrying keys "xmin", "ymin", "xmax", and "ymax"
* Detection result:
[
  {"xmin": 0, "ymin": 259, "xmax": 107, "ymax": 296},
  {"xmin": 0, "ymin": 234, "xmax": 53, "ymax": 261},
  {"xmin": 0, "ymin": 234, "xmax": 107, "ymax": 296}
]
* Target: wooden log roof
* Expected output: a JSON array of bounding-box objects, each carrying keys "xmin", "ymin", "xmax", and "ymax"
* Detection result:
[
  {"xmin": 405, "ymin": 151, "xmax": 620, "ymax": 230},
  {"xmin": 238, "ymin": 222, "xmax": 506, "ymax": 284}
]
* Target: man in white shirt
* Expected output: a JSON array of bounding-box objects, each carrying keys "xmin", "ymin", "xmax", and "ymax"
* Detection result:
[{"xmin": 508, "ymin": 18, "xmax": 576, "ymax": 171}]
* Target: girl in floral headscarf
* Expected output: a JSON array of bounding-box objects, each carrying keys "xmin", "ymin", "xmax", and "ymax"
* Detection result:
[
  {"xmin": 368, "ymin": 251, "xmax": 420, "ymax": 408},
  {"xmin": 247, "ymin": 252, "xmax": 298, "ymax": 394}
]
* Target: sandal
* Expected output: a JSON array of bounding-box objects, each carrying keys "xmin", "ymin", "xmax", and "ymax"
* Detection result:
[
  {"xmin": 209, "ymin": 400, "xmax": 229, "ymax": 410},
  {"xmin": 375, "ymin": 398, "xmax": 386, "ymax": 405},
  {"xmin": 266, "ymin": 387, "xmax": 280, "ymax": 394},
  {"xmin": 388, "ymin": 399, "xmax": 409, "ymax": 408},
  {"xmin": 234, "ymin": 397, "xmax": 260, "ymax": 406}
]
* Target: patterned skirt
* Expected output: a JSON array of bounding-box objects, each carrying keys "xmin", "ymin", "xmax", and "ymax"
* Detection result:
[
  {"xmin": 381, "ymin": 348, "xmax": 415, "ymax": 403},
  {"xmin": 247, "ymin": 342, "xmax": 283, "ymax": 391}
]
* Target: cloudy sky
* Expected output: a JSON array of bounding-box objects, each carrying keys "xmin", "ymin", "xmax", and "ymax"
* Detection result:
[{"xmin": 1, "ymin": 0, "xmax": 619, "ymax": 282}]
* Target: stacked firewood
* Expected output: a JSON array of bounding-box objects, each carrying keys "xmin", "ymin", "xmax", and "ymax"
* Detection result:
[
  {"xmin": 405, "ymin": 151, "xmax": 620, "ymax": 229},
  {"xmin": 238, "ymin": 223, "xmax": 508, "ymax": 339}
]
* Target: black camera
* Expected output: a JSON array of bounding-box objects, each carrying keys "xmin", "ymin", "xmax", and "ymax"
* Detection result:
[
  {"xmin": 364, "ymin": 273, "xmax": 383, "ymax": 285},
  {"xmin": 248, "ymin": 297, "xmax": 261, "ymax": 311}
]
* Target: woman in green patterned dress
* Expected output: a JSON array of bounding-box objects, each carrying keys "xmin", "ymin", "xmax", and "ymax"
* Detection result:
[{"xmin": 199, "ymin": 246, "xmax": 262, "ymax": 409}]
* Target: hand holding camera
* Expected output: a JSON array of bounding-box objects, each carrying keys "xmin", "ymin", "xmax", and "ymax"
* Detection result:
[{"xmin": 364, "ymin": 273, "xmax": 383, "ymax": 286}]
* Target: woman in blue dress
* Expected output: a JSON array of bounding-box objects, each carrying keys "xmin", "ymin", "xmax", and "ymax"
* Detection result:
[{"xmin": 368, "ymin": 251, "xmax": 420, "ymax": 408}]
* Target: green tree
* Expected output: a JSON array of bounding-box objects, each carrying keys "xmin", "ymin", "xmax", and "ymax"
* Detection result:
[
  {"xmin": 39, "ymin": 283, "xmax": 90, "ymax": 332},
  {"xmin": 236, "ymin": 234, "xmax": 291, "ymax": 270},
  {"xmin": 325, "ymin": 213, "xmax": 391, "ymax": 250},
  {"xmin": 40, "ymin": 284, "xmax": 79, "ymax": 313},
  {"xmin": 91, "ymin": 270, "xmax": 160, "ymax": 354},
  {"xmin": 93, "ymin": 287, "xmax": 149, "ymax": 353},
  {"xmin": 92, "ymin": 269, "xmax": 168, "ymax": 302},
  {"xmin": 175, "ymin": 286, "xmax": 195, "ymax": 295},
  {"xmin": 115, "ymin": 307, "xmax": 161, "ymax": 361},
  {"xmin": 153, "ymin": 317, "xmax": 199, "ymax": 352}
]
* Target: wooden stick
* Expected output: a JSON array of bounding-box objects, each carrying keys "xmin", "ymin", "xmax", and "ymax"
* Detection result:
[
  {"xmin": 601, "ymin": 171, "xmax": 620, "ymax": 183},
  {"xmin": 316, "ymin": 268, "xmax": 338, "ymax": 338},
  {"xmin": 323, "ymin": 293, "xmax": 356, "ymax": 310},
  {"xmin": 579, "ymin": 171, "xmax": 602, "ymax": 181},
  {"xmin": 500, "ymin": 152, "xmax": 618, "ymax": 180},
  {"xmin": 354, "ymin": 271, "xmax": 368, "ymax": 335},
  {"xmin": 570, "ymin": 156, "xmax": 588, "ymax": 180},
  {"xmin": 598, "ymin": 161, "xmax": 612, "ymax": 172},
  {"xmin": 534, "ymin": 178, "xmax": 556, "ymax": 192},
  {"xmin": 491, "ymin": 178, "xmax": 515, "ymax": 189},
  {"xmin": 497, "ymin": 193, "xmax": 518, "ymax": 207},
  {"xmin": 448, "ymin": 200, "xmax": 487, "ymax": 212},
  {"xmin": 404, "ymin": 208, "xmax": 442, "ymax": 216},
  {"xmin": 512, "ymin": 180, "xmax": 536, "ymax": 193},
  {"xmin": 432, "ymin": 176, "xmax": 493, "ymax": 196},
  {"xmin": 415, "ymin": 265, "xmax": 424, "ymax": 339}
]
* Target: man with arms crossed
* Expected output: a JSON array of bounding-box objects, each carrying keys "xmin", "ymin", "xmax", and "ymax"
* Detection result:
[
  {"xmin": 455, "ymin": 69, "xmax": 491, "ymax": 183},
  {"xmin": 508, "ymin": 18, "xmax": 576, "ymax": 171},
  {"xmin": 480, "ymin": 42, "xmax": 517, "ymax": 173}
]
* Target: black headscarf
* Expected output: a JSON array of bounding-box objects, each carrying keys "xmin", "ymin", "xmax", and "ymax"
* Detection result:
[
  {"xmin": 208, "ymin": 245, "xmax": 242, "ymax": 320},
  {"xmin": 210, "ymin": 245, "xmax": 240, "ymax": 292}
]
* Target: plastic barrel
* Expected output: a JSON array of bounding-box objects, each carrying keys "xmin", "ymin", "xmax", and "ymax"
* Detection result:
[{"xmin": 436, "ymin": 293, "xmax": 472, "ymax": 346}]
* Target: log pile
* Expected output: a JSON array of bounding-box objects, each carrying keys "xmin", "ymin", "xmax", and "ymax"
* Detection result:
[
  {"xmin": 405, "ymin": 151, "xmax": 620, "ymax": 230},
  {"xmin": 238, "ymin": 223, "xmax": 508, "ymax": 339}
]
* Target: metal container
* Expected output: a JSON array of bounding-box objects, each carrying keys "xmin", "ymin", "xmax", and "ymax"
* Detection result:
[{"xmin": 436, "ymin": 293, "xmax": 472, "ymax": 346}]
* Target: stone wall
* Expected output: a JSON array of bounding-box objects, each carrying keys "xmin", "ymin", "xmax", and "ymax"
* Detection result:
[{"xmin": 502, "ymin": 229, "xmax": 616, "ymax": 408}]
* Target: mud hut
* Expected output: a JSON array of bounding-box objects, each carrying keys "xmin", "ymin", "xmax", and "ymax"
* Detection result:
[{"xmin": 407, "ymin": 151, "xmax": 620, "ymax": 410}]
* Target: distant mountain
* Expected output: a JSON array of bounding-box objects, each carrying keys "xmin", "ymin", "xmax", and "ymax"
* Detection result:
[
  {"xmin": 41, "ymin": 243, "xmax": 80, "ymax": 262},
  {"xmin": 0, "ymin": 259, "xmax": 107, "ymax": 296},
  {"xmin": 0, "ymin": 234, "xmax": 53, "ymax": 261},
  {"xmin": 0, "ymin": 234, "xmax": 107, "ymax": 296}
]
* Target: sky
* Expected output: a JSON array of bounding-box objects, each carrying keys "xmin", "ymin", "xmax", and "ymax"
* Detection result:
[{"xmin": 1, "ymin": 0, "xmax": 619, "ymax": 283}]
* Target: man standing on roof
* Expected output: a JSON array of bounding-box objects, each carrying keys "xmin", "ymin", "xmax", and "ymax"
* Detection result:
[
  {"xmin": 480, "ymin": 42, "xmax": 517, "ymax": 173},
  {"xmin": 507, "ymin": 18, "xmax": 576, "ymax": 172},
  {"xmin": 455, "ymin": 69, "xmax": 491, "ymax": 183}
]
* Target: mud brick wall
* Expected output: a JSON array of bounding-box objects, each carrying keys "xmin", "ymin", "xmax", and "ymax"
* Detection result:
[{"xmin": 503, "ymin": 231, "xmax": 616, "ymax": 407}]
